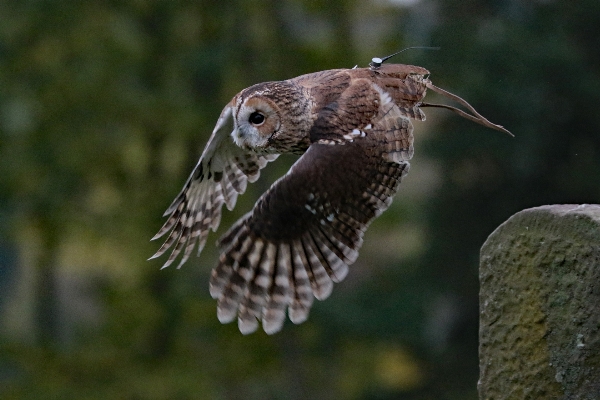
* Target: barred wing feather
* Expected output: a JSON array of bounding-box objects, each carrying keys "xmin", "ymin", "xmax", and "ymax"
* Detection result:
[{"xmin": 150, "ymin": 105, "xmax": 279, "ymax": 269}]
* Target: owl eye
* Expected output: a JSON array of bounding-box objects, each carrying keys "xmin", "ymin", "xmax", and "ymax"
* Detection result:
[{"xmin": 249, "ymin": 112, "xmax": 265, "ymax": 126}]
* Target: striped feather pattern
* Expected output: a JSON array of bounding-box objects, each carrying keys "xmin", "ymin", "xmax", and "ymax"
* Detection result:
[
  {"xmin": 208, "ymin": 105, "xmax": 412, "ymax": 334},
  {"xmin": 150, "ymin": 143, "xmax": 278, "ymax": 269},
  {"xmin": 211, "ymin": 219, "xmax": 366, "ymax": 335}
]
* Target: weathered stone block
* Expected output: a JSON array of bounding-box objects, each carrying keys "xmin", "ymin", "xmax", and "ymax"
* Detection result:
[{"xmin": 479, "ymin": 205, "xmax": 600, "ymax": 399}]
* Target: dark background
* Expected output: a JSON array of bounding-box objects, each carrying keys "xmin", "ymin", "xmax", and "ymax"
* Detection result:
[{"xmin": 1, "ymin": 1, "xmax": 599, "ymax": 399}]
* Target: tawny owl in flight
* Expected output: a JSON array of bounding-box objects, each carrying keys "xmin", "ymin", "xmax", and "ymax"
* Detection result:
[{"xmin": 150, "ymin": 56, "xmax": 511, "ymax": 335}]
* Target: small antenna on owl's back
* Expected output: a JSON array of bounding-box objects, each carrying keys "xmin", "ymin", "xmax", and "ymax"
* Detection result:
[{"xmin": 370, "ymin": 46, "xmax": 440, "ymax": 68}]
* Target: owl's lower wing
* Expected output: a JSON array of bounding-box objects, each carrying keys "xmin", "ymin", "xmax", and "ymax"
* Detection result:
[
  {"xmin": 210, "ymin": 107, "xmax": 414, "ymax": 334},
  {"xmin": 150, "ymin": 105, "xmax": 279, "ymax": 269}
]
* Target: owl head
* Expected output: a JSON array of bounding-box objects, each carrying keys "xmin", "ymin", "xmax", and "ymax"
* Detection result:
[{"xmin": 223, "ymin": 81, "xmax": 309, "ymax": 153}]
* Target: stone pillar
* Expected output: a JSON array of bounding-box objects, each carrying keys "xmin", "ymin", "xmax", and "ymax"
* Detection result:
[{"xmin": 479, "ymin": 205, "xmax": 600, "ymax": 399}]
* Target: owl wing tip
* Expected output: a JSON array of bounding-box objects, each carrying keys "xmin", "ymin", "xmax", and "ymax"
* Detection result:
[
  {"xmin": 288, "ymin": 306, "xmax": 310, "ymax": 325},
  {"xmin": 312, "ymin": 282, "xmax": 334, "ymax": 301},
  {"xmin": 211, "ymin": 314, "xmax": 284, "ymax": 335},
  {"xmin": 211, "ymin": 217, "xmax": 365, "ymax": 334},
  {"xmin": 331, "ymin": 264, "xmax": 349, "ymax": 283},
  {"xmin": 209, "ymin": 283, "xmax": 222, "ymax": 299},
  {"xmin": 151, "ymin": 151, "xmax": 279, "ymax": 269},
  {"xmin": 150, "ymin": 233, "xmax": 162, "ymax": 241},
  {"xmin": 159, "ymin": 257, "xmax": 176, "ymax": 270},
  {"xmin": 217, "ymin": 306, "xmax": 237, "ymax": 324},
  {"xmin": 262, "ymin": 311, "xmax": 286, "ymax": 335},
  {"xmin": 238, "ymin": 317, "xmax": 259, "ymax": 335}
]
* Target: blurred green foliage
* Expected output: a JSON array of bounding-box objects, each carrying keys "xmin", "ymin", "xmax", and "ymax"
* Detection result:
[{"xmin": 1, "ymin": 0, "xmax": 599, "ymax": 399}]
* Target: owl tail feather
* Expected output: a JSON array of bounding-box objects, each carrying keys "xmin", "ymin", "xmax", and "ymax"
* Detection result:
[{"xmin": 422, "ymin": 82, "xmax": 513, "ymax": 137}]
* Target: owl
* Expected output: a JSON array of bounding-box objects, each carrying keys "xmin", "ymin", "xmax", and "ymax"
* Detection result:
[{"xmin": 150, "ymin": 58, "xmax": 511, "ymax": 335}]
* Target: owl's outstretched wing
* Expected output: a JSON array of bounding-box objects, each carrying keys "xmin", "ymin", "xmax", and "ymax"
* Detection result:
[
  {"xmin": 209, "ymin": 87, "xmax": 415, "ymax": 335},
  {"xmin": 150, "ymin": 104, "xmax": 278, "ymax": 269}
]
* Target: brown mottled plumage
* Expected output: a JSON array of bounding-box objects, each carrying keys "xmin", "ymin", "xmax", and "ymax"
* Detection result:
[{"xmin": 150, "ymin": 61, "xmax": 511, "ymax": 335}]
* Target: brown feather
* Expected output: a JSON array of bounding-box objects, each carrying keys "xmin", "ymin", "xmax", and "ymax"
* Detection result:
[{"xmin": 151, "ymin": 61, "xmax": 511, "ymax": 334}]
